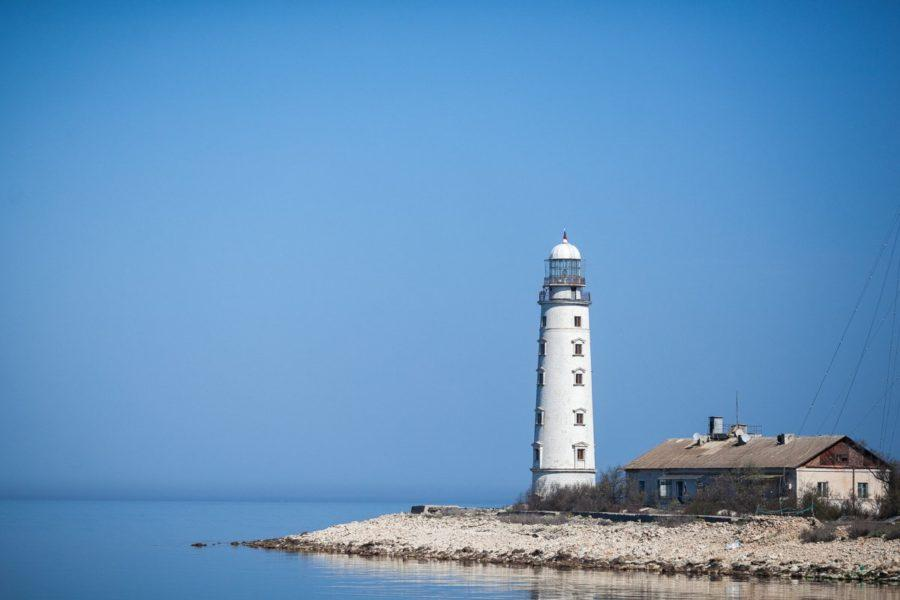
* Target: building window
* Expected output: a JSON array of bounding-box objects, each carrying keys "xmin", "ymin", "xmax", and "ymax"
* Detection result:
[
  {"xmin": 541, "ymin": 315, "xmax": 547, "ymax": 327},
  {"xmin": 535, "ymin": 410, "xmax": 544, "ymax": 426},
  {"xmin": 537, "ymin": 371, "xmax": 545, "ymax": 386},
  {"xmin": 638, "ymin": 480, "xmax": 646, "ymax": 494},
  {"xmin": 857, "ymin": 482, "xmax": 869, "ymax": 499},
  {"xmin": 575, "ymin": 412, "xmax": 584, "ymax": 425},
  {"xmin": 574, "ymin": 343, "xmax": 583, "ymax": 356},
  {"xmin": 574, "ymin": 372, "xmax": 583, "ymax": 385},
  {"xmin": 817, "ymin": 481, "xmax": 829, "ymax": 497},
  {"xmin": 539, "ymin": 341, "xmax": 546, "ymax": 356},
  {"xmin": 576, "ymin": 448, "xmax": 585, "ymax": 461},
  {"xmin": 658, "ymin": 479, "xmax": 670, "ymax": 498},
  {"xmin": 574, "ymin": 316, "xmax": 582, "ymax": 327}
]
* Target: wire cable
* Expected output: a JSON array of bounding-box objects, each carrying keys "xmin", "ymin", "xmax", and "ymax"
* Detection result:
[
  {"xmin": 828, "ymin": 217, "xmax": 900, "ymax": 434},
  {"xmin": 798, "ymin": 210, "xmax": 900, "ymax": 434}
]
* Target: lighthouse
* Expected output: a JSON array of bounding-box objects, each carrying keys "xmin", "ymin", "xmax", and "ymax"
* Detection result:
[{"xmin": 532, "ymin": 233, "xmax": 597, "ymax": 493}]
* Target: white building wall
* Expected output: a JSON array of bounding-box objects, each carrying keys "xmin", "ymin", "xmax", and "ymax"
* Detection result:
[{"xmin": 796, "ymin": 467, "xmax": 887, "ymax": 511}]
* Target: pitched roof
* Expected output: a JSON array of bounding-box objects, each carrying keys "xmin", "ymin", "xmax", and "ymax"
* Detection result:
[{"xmin": 624, "ymin": 435, "xmax": 845, "ymax": 470}]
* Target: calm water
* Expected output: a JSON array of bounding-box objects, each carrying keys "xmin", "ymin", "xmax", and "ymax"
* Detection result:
[{"xmin": 1, "ymin": 500, "xmax": 898, "ymax": 599}]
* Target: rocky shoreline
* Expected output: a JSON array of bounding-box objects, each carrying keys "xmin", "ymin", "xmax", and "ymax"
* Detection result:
[{"xmin": 244, "ymin": 509, "xmax": 900, "ymax": 584}]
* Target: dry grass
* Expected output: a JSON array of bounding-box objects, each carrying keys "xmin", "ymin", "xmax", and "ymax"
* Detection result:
[
  {"xmin": 848, "ymin": 520, "xmax": 900, "ymax": 540},
  {"xmin": 800, "ymin": 526, "xmax": 837, "ymax": 543}
]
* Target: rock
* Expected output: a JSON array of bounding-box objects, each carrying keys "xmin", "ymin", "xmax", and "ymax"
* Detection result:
[
  {"xmin": 190, "ymin": 542, "xmax": 207, "ymax": 548},
  {"xmin": 240, "ymin": 510, "xmax": 900, "ymax": 583}
]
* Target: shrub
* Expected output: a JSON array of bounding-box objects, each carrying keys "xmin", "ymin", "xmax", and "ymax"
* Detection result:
[
  {"xmin": 877, "ymin": 460, "xmax": 899, "ymax": 519},
  {"xmin": 847, "ymin": 521, "xmax": 878, "ymax": 539},
  {"xmin": 522, "ymin": 467, "xmax": 642, "ymax": 513},
  {"xmin": 800, "ymin": 526, "xmax": 837, "ymax": 543},
  {"xmin": 847, "ymin": 520, "xmax": 900, "ymax": 540},
  {"xmin": 798, "ymin": 489, "xmax": 843, "ymax": 521},
  {"xmin": 682, "ymin": 469, "xmax": 782, "ymax": 515}
]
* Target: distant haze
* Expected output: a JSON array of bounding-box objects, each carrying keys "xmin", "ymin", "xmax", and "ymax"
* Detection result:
[{"xmin": 2, "ymin": 2, "xmax": 899, "ymax": 502}]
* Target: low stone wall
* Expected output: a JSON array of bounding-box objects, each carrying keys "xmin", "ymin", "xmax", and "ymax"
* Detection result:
[{"xmin": 245, "ymin": 510, "xmax": 900, "ymax": 584}]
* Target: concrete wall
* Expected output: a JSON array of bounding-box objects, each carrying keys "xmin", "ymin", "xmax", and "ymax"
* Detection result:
[{"xmin": 796, "ymin": 467, "xmax": 887, "ymax": 510}]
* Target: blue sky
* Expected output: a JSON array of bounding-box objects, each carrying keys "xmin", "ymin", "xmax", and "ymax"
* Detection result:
[{"xmin": 2, "ymin": 2, "xmax": 899, "ymax": 503}]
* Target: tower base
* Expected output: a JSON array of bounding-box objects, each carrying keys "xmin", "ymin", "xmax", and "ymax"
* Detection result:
[{"xmin": 531, "ymin": 470, "xmax": 596, "ymax": 496}]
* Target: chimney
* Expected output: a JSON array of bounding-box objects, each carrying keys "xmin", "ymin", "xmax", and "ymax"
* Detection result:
[
  {"xmin": 777, "ymin": 433, "xmax": 794, "ymax": 445},
  {"xmin": 708, "ymin": 416, "xmax": 724, "ymax": 439}
]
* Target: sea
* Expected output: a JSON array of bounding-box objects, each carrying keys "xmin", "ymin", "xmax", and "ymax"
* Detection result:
[{"xmin": 1, "ymin": 500, "xmax": 897, "ymax": 599}]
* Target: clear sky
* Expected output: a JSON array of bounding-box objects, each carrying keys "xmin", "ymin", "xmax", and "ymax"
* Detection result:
[{"xmin": 2, "ymin": 2, "xmax": 900, "ymax": 503}]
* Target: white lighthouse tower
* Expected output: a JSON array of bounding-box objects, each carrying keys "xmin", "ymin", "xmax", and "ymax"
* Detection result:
[{"xmin": 531, "ymin": 233, "xmax": 597, "ymax": 494}]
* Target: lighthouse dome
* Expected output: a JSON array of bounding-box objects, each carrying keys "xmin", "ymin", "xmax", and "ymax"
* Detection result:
[{"xmin": 549, "ymin": 235, "xmax": 581, "ymax": 260}]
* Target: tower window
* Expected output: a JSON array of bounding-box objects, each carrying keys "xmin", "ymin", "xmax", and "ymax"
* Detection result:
[
  {"xmin": 574, "ymin": 372, "xmax": 583, "ymax": 385},
  {"xmin": 575, "ymin": 412, "xmax": 584, "ymax": 425},
  {"xmin": 541, "ymin": 315, "xmax": 547, "ymax": 327},
  {"xmin": 576, "ymin": 448, "xmax": 585, "ymax": 461},
  {"xmin": 574, "ymin": 316, "xmax": 582, "ymax": 327},
  {"xmin": 535, "ymin": 410, "xmax": 544, "ymax": 426},
  {"xmin": 533, "ymin": 447, "xmax": 541, "ymax": 465},
  {"xmin": 574, "ymin": 343, "xmax": 583, "ymax": 356},
  {"xmin": 539, "ymin": 341, "xmax": 546, "ymax": 356},
  {"xmin": 537, "ymin": 372, "xmax": 545, "ymax": 386}
]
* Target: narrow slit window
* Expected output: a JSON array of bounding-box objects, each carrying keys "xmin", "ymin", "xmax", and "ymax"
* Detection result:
[
  {"xmin": 575, "ymin": 412, "xmax": 584, "ymax": 425},
  {"xmin": 541, "ymin": 315, "xmax": 547, "ymax": 327},
  {"xmin": 575, "ymin": 372, "xmax": 583, "ymax": 385},
  {"xmin": 576, "ymin": 448, "xmax": 585, "ymax": 461},
  {"xmin": 539, "ymin": 342, "xmax": 546, "ymax": 356},
  {"xmin": 535, "ymin": 410, "xmax": 544, "ymax": 426},
  {"xmin": 574, "ymin": 343, "xmax": 583, "ymax": 356},
  {"xmin": 574, "ymin": 316, "xmax": 582, "ymax": 327},
  {"xmin": 533, "ymin": 448, "xmax": 540, "ymax": 464},
  {"xmin": 537, "ymin": 372, "xmax": 545, "ymax": 386}
]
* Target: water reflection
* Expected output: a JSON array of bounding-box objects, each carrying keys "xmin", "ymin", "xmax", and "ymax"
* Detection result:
[{"xmin": 303, "ymin": 553, "xmax": 900, "ymax": 599}]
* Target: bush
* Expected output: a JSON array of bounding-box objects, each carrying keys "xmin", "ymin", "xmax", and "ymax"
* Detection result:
[
  {"xmin": 682, "ymin": 469, "xmax": 782, "ymax": 515},
  {"xmin": 800, "ymin": 526, "xmax": 837, "ymax": 543},
  {"xmin": 847, "ymin": 520, "xmax": 900, "ymax": 540},
  {"xmin": 877, "ymin": 460, "xmax": 899, "ymax": 519},
  {"xmin": 848, "ymin": 521, "xmax": 879, "ymax": 539},
  {"xmin": 798, "ymin": 489, "xmax": 843, "ymax": 521},
  {"xmin": 521, "ymin": 467, "xmax": 642, "ymax": 513}
]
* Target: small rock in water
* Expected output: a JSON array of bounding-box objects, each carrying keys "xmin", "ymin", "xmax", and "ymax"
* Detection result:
[{"xmin": 191, "ymin": 542, "xmax": 207, "ymax": 548}]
